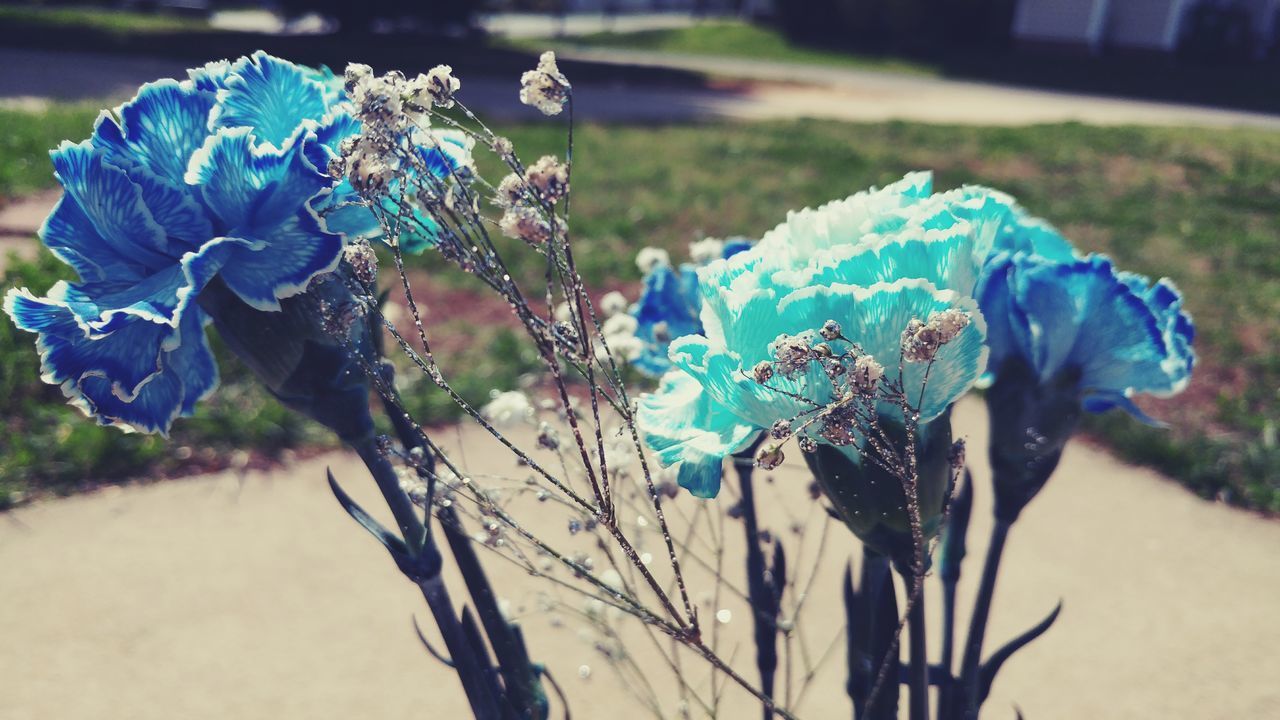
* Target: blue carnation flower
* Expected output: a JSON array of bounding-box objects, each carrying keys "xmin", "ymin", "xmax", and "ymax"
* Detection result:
[
  {"xmin": 978, "ymin": 250, "xmax": 1195, "ymax": 421},
  {"xmin": 1, "ymin": 51, "xmax": 463, "ymax": 434},
  {"xmin": 639, "ymin": 173, "xmax": 999, "ymax": 497},
  {"xmin": 630, "ymin": 240, "xmax": 751, "ymax": 377}
]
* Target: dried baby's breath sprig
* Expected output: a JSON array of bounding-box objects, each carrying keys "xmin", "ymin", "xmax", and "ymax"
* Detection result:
[
  {"xmin": 525, "ymin": 155, "xmax": 570, "ymax": 204},
  {"xmin": 329, "ymin": 55, "xmax": 817, "ymax": 720},
  {"xmin": 520, "ymin": 51, "xmax": 571, "ymax": 116},
  {"xmin": 499, "ymin": 205, "xmax": 561, "ymax": 245},
  {"xmin": 901, "ymin": 308, "xmax": 971, "ymax": 363},
  {"xmin": 343, "ymin": 241, "xmax": 378, "ymax": 286},
  {"xmin": 412, "ymin": 64, "xmax": 460, "ymax": 109}
]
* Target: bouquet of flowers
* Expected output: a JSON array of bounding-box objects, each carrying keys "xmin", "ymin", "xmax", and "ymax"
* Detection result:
[{"xmin": 5, "ymin": 50, "xmax": 1194, "ymax": 720}]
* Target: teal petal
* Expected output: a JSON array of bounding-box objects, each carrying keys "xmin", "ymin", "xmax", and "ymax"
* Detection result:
[{"xmin": 638, "ymin": 371, "xmax": 760, "ymax": 498}]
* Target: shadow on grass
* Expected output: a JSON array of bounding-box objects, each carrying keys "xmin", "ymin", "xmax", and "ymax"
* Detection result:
[{"xmin": 0, "ymin": 14, "xmax": 714, "ymax": 90}]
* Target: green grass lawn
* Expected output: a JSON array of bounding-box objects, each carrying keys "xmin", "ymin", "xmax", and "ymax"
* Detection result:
[
  {"xmin": 2, "ymin": 105, "xmax": 1277, "ymax": 512},
  {"xmin": 507, "ymin": 20, "xmax": 937, "ymax": 76},
  {"xmin": 0, "ymin": 4, "xmax": 210, "ymax": 34},
  {"xmin": 0, "ymin": 104, "xmax": 110, "ymax": 205}
]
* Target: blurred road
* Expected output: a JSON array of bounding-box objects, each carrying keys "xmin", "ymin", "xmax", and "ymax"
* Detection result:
[
  {"xmin": 3, "ymin": 46, "xmax": 1279, "ymax": 129},
  {"xmin": 2, "ymin": 397, "xmax": 1277, "ymax": 719}
]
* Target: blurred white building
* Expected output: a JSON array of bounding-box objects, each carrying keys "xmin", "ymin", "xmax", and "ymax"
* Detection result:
[{"xmin": 1013, "ymin": 0, "xmax": 1279, "ymax": 55}]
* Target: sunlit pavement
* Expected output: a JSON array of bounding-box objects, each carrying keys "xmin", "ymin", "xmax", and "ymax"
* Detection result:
[{"xmin": 2, "ymin": 397, "xmax": 1277, "ymax": 719}]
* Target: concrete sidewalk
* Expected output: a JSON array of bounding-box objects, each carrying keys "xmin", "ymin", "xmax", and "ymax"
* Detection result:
[
  {"xmin": 4, "ymin": 46, "xmax": 1279, "ymax": 129},
  {"xmin": 1, "ymin": 397, "xmax": 1276, "ymax": 719}
]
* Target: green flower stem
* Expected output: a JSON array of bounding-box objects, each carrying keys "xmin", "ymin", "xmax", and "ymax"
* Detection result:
[
  {"xmin": 938, "ymin": 575, "xmax": 960, "ymax": 716},
  {"xmin": 956, "ymin": 517, "xmax": 1012, "ymax": 720},
  {"xmin": 354, "ymin": 437, "xmax": 427, "ymax": 551},
  {"xmin": 440, "ymin": 505, "xmax": 548, "ymax": 719},
  {"xmin": 352, "ymin": 434, "xmax": 504, "ymax": 720},
  {"xmin": 892, "ymin": 563, "xmax": 929, "ymax": 720}
]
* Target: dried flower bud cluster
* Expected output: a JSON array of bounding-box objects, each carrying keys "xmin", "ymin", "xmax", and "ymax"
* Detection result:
[
  {"xmin": 343, "ymin": 241, "xmax": 378, "ymax": 285},
  {"xmin": 770, "ymin": 333, "xmax": 816, "ymax": 377},
  {"xmin": 338, "ymin": 62, "xmax": 474, "ymax": 208},
  {"xmin": 525, "ymin": 155, "xmax": 570, "ymax": 204},
  {"xmin": 769, "ymin": 419, "xmax": 792, "ymax": 440},
  {"xmin": 345, "ymin": 64, "xmax": 404, "ymax": 127},
  {"xmin": 849, "ymin": 354, "xmax": 885, "ymax": 394},
  {"xmin": 819, "ymin": 319, "xmax": 842, "ymax": 341},
  {"xmin": 519, "ymin": 51, "xmax": 571, "ymax": 116},
  {"xmin": 755, "ymin": 443, "xmax": 785, "ymax": 471},
  {"xmin": 410, "ymin": 64, "xmax": 460, "ymax": 109},
  {"xmin": 493, "ymin": 157, "xmax": 568, "ymax": 244},
  {"xmin": 490, "ymin": 136, "xmax": 514, "ymax": 160},
  {"xmin": 499, "ymin": 205, "xmax": 559, "ymax": 245},
  {"xmin": 494, "ymin": 173, "xmax": 528, "ymax": 209},
  {"xmin": 901, "ymin": 309, "xmax": 970, "ymax": 363},
  {"xmin": 339, "ymin": 133, "xmax": 396, "ymax": 196}
]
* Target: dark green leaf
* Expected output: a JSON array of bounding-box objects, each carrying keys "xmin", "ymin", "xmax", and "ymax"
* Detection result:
[
  {"xmin": 979, "ymin": 601, "xmax": 1063, "ymax": 704},
  {"xmin": 327, "ymin": 468, "xmax": 409, "ymax": 561}
]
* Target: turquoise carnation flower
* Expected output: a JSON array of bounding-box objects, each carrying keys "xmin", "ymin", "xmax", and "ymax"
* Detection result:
[
  {"xmin": 639, "ymin": 173, "xmax": 1000, "ymax": 498},
  {"xmin": 3, "ymin": 51, "xmax": 469, "ymax": 434}
]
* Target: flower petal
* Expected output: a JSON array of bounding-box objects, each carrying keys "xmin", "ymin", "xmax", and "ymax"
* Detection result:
[
  {"xmin": 39, "ymin": 192, "xmax": 144, "ymax": 287},
  {"xmin": 216, "ymin": 208, "xmax": 343, "ymax": 311},
  {"xmin": 188, "ymin": 60, "xmax": 232, "ymax": 93},
  {"xmin": 50, "ymin": 140, "xmax": 172, "ymax": 271},
  {"xmin": 211, "ymin": 51, "xmax": 329, "ymax": 149},
  {"xmin": 186, "ymin": 126, "xmax": 330, "ymax": 234},
  {"xmin": 93, "ymin": 79, "xmax": 216, "ymax": 187},
  {"xmin": 4, "ymin": 237, "xmax": 240, "ymax": 394},
  {"xmin": 777, "ymin": 279, "xmax": 987, "ymax": 422},
  {"xmin": 638, "ymin": 371, "xmax": 760, "ymax": 498},
  {"xmin": 69, "ymin": 309, "xmax": 217, "ymax": 434},
  {"xmin": 632, "ymin": 264, "xmax": 702, "ymax": 377}
]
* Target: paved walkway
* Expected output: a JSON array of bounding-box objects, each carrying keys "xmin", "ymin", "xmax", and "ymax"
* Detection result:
[
  {"xmin": 4, "ymin": 46, "xmax": 1280, "ymax": 129},
  {"xmin": 1, "ymin": 397, "xmax": 1276, "ymax": 719}
]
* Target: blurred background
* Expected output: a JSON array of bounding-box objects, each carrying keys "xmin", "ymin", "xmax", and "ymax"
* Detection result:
[
  {"xmin": 3, "ymin": 0, "xmax": 1279, "ymax": 514},
  {"xmin": 0, "ymin": 1, "xmax": 1278, "ymax": 718}
]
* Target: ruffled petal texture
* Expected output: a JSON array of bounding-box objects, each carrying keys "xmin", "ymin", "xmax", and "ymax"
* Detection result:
[
  {"xmin": 639, "ymin": 172, "xmax": 996, "ymax": 496},
  {"xmin": 637, "ymin": 372, "xmax": 760, "ymax": 497},
  {"xmin": 210, "ymin": 51, "xmax": 329, "ymax": 149},
  {"xmin": 4, "ymin": 52, "xmax": 364, "ymax": 433},
  {"xmin": 978, "ymin": 252, "xmax": 1195, "ymax": 416}
]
